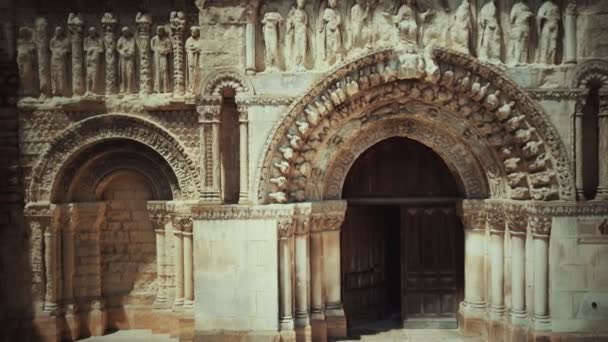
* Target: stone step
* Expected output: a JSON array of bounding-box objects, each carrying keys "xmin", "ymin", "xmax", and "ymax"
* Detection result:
[
  {"xmin": 338, "ymin": 328, "xmax": 484, "ymax": 342},
  {"xmin": 78, "ymin": 329, "xmax": 178, "ymax": 342}
]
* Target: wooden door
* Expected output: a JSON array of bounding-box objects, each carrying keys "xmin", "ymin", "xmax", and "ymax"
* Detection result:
[
  {"xmin": 341, "ymin": 205, "xmax": 401, "ymax": 326},
  {"xmin": 400, "ymin": 206, "xmax": 464, "ymax": 328}
]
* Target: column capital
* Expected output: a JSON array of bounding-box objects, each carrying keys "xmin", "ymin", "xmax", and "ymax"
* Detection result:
[
  {"xmin": 294, "ymin": 206, "xmax": 312, "ymax": 236},
  {"xmin": 505, "ymin": 204, "xmax": 528, "ymax": 234},
  {"xmin": 197, "ymin": 105, "xmax": 221, "ymax": 122},
  {"xmin": 458, "ymin": 208, "xmax": 486, "ymax": 231},
  {"xmin": 310, "ymin": 200, "xmax": 347, "ymax": 232},
  {"xmin": 528, "ymin": 214, "xmax": 552, "ymax": 237},
  {"xmin": 278, "ymin": 218, "xmax": 295, "ymax": 238},
  {"xmin": 147, "ymin": 202, "xmax": 171, "ymax": 231},
  {"xmin": 486, "ymin": 203, "xmax": 506, "ymax": 233},
  {"xmin": 173, "ymin": 215, "xmax": 193, "ymax": 233},
  {"xmin": 565, "ymin": 2, "xmax": 578, "ymax": 16}
]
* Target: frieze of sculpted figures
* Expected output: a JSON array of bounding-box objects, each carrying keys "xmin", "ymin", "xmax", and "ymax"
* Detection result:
[
  {"xmin": 478, "ymin": 0, "xmax": 502, "ymax": 63},
  {"xmin": 17, "ymin": 26, "xmax": 37, "ymax": 96},
  {"xmin": 257, "ymin": 47, "xmax": 575, "ymax": 204},
  {"xmin": 50, "ymin": 26, "xmax": 70, "ymax": 96},
  {"xmin": 185, "ymin": 26, "xmax": 202, "ymax": 96},
  {"xmin": 537, "ymin": 0, "xmax": 560, "ymax": 65},
  {"xmin": 508, "ymin": 1, "xmax": 533, "ymax": 65},
  {"xmin": 35, "ymin": 17, "xmax": 50, "ymax": 97},
  {"xmin": 117, "ymin": 26, "xmax": 136, "ymax": 94},
  {"xmin": 84, "ymin": 27, "xmax": 103, "ymax": 95},
  {"xmin": 262, "ymin": 10, "xmax": 284, "ymax": 71},
  {"xmin": 151, "ymin": 26, "xmax": 172, "ymax": 94},
  {"xmin": 285, "ymin": 0, "xmax": 310, "ymax": 71}
]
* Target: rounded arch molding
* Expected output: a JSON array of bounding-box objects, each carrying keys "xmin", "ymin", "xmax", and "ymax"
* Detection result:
[
  {"xmin": 201, "ymin": 68, "xmax": 255, "ymax": 97},
  {"xmin": 28, "ymin": 114, "xmax": 201, "ymax": 203},
  {"xmin": 257, "ymin": 47, "xmax": 575, "ymax": 204},
  {"xmin": 572, "ymin": 59, "xmax": 608, "ymax": 89}
]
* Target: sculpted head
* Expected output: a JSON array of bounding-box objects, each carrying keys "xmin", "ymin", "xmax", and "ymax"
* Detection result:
[
  {"xmin": 88, "ymin": 26, "xmax": 98, "ymax": 37},
  {"xmin": 121, "ymin": 26, "xmax": 131, "ymax": 37},
  {"xmin": 329, "ymin": 0, "xmax": 338, "ymax": 8},
  {"xmin": 54, "ymin": 26, "xmax": 65, "ymax": 38},
  {"xmin": 157, "ymin": 25, "xmax": 166, "ymax": 37},
  {"xmin": 297, "ymin": 0, "xmax": 305, "ymax": 8},
  {"xmin": 190, "ymin": 26, "xmax": 200, "ymax": 38}
]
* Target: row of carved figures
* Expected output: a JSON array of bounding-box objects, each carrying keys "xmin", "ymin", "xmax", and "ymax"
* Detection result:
[
  {"xmin": 260, "ymin": 0, "xmax": 569, "ymax": 72},
  {"xmin": 16, "ymin": 12, "xmax": 204, "ymax": 97}
]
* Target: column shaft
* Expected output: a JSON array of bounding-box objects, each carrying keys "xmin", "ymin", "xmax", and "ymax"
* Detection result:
[
  {"xmin": 44, "ymin": 222, "xmax": 59, "ymax": 312},
  {"xmin": 464, "ymin": 228, "xmax": 486, "ymax": 313},
  {"xmin": 173, "ymin": 230, "xmax": 184, "ymax": 309},
  {"xmin": 238, "ymin": 120, "xmax": 250, "ymax": 204},
  {"xmin": 62, "ymin": 221, "xmax": 75, "ymax": 306},
  {"xmin": 245, "ymin": 22, "xmax": 256, "ymax": 74},
  {"xmin": 322, "ymin": 230, "xmax": 342, "ymax": 313},
  {"xmin": 184, "ymin": 231, "xmax": 194, "ymax": 309},
  {"xmin": 574, "ymin": 102, "xmax": 586, "ymax": 200},
  {"xmin": 155, "ymin": 228, "xmax": 167, "ymax": 305},
  {"xmin": 563, "ymin": 4, "xmax": 578, "ymax": 64},
  {"xmin": 533, "ymin": 237, "xmax": 549, "ymax": 324},
  {"xmin": 294, "ymin": 234, "xmax": 309, "ymax": 326},
  {"xmin": 490, "ymin": 230, "xmax": 505, "ymax": 317},
  {"xmin": 310, "ymin": 231, "xmax": 324, "ymax": 319},
  {"xmin": 279, "ymin": 236, "xmax": 294, "ymax": 330},
  {"xmin": 510, "ymin": 232, "xmax": 526, "ymax": 324},
  {"xmin": 597, "ymin": 112, "xmax": 608, "ymax": 199}
]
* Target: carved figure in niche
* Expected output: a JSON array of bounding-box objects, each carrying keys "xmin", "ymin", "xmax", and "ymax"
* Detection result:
[
  {"xmin": 17, "ymin": 27, "xmax": 36, "ymax": 95},
  {"xmin": 50, "ymin": 26, "xmax": 70, "ymax": 96},
  {"xmin": 478, "ymin": 0, "xmax": 502, "ymax": 63},
  {"xmin": 508, "ymin": 2, "xmax": 533, "ymax": 64},
  {"xmin": 419, "ymin": 8, "xmax": 441, "ymax": 50},
  {"xmin": 84, "ymin": 27, "xmax": 104, "ymax": 95},
  {"xmin": 350, "ymin": 0, "xmax": 371, "ymax": 49},
  {"xmin": 319, "ymin": 0, "xmax": 344, "ymax": 66},
  {"xmin": 537, "ymin": 0, "xmax": 560, "ymax": 65},
  {"xmin": 151, "ymin": 26, "xmax": 172, "ymax": 93},
  {"xmin": 392, "ymin": 0, "xmax": 418, "ymax": 47},
  {"xmin": 262, "ymin": 11, "xmax": 284, "ymax": 71},
  {"xmin": 286, "ymin": 0, "xmax": 309, "ymax": 71},
  {"xmin": 117, "ymin": 26, "xmax": 136, "ymax": 94},
  {"xmin": 185, "ymin": 26, "xmax": 202, "ymax": 95},
  {"xmin": 398, "ymin": 44, "xmax": 425, "ymax": 79},
  {"xmin": 449, "ymin": 0, "xmax": 472, "ymax": 54}
]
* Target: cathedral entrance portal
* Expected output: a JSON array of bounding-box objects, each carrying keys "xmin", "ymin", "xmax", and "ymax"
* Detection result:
[{"xmin": 340, "ymin": 137, "xmax": 464, "ymax": 337}]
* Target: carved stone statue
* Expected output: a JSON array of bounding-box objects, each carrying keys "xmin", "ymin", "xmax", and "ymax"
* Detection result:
[
  {"xmin": 508, "ymin": 2, "xmax": 533, "ymax": 65},
  {"xmin": 319, "ymin": 0, "xmax": 344, "ymax": 66},
  {"xmin": 449, "ymin": 0, "xmax": 472, "ymax": 54},
  {"xmin": 185, "ymin": 26, "xmax": 202, "ymax": 95},
  {"xmin": 398, "ymin": 44, "xmax": 425, "ymax": 80},
  {"xmin": 17, "ymin": 27, "xmax": 37, "ymax": 95},
  {"xmin": 286, "ymin": 0, "xmax": 309, "ymax": 71},
  {"xmin": 151, "ymin": 26, "xmax": 172, "ymax": 93},
  {"xmin": 392, "ymin": 0, "xmax": 418, "ymax": 47},
  {"xmin": 478, "ymin": 0, "xmax": 503, "ymax": 63},
  {"xmin": 419, "ymin": 8, "xmax": 441, "ymax": 50},
  {"xmin": 50, "ymin": 26, "xmax": 70, "ymax": 96},
  {"xmin": 537, "ymin": 0, "xmax": 560, "ymax": 65},
  {"xmin": 84, "ymin": 27, "xmax": 104, "ymax": 95},
  {"xmin": 350, "ymin": 0, "xmax": 370, "ymax": 49},
  {"xmin": 262, "ymin": 11, "xmax": 284, "ymax": 71},
  {"xmin": 117, "ymin": 26, "xmax": 136, "ymax": 94}
]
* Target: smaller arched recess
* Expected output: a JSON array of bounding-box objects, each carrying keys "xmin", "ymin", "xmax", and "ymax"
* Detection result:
[
  {"xmin": 256, "ymin": 47, "xmax": 575, "ymax": 204},
  {"xmin": 27, "ymin": 114, "xmax": 200, "ymax": 203}
]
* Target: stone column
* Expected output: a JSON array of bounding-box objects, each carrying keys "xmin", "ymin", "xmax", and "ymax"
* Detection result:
[
  {"xmin": 61, "ymin": 205, "xmax": 76, "ymax": 312},
  {"xmin": 149, "ymin": 203, "xmax": 169, "ymax": 307},
  {"xmin": 183, "ymin": 218, "xmax": 194, "ymax": 309},
  {"xmin": 237, "ymin": 104, "xmax": 250, "ymax": 204},
  {"xmin": 245, "ymin": 2, "xmax": 258, "ymax": 75},
  {"xmin": 597, "ymin": 91, "xmax": 608, "ymax": 200},
  {"xmin": 198, "ymin": 105, "xmax": 222, "ymax": 202},
  {"xmin": 507, "ymin": 207, "xmax": 528, "ymax": 325},
  {"xmin": 458, "ymin": 202, "xmax": 486, "ymax": 317},
  {"xmin": 529, "ymin": 214, "xmax": 551, "ymax": 330},
  {"xmin": 294, "ymin": 209, "xmax": 312, "ymax": 340},
  {"xmin": 574, "ymin": 99, "xmax": 587, "ymax": 200},
  {"xmin": 309, "ymin": 214, "xmax": 326, "ymax": 341},
  {"xmin": 487, "ymin": 207, "xmax": 506, "ymax": 319},
  {"xmin": 278, "ymin": 218, "xmax": 295, "ymax": 332},
  {"xmin": 135, "ymin": 12, "xmax": 152, "ymax": 95},
  {"xmin": 173, "ymin": 216, "xmax": 187, "ymax": 310},
  {"xmin": 170, "ymin": 11, "xmax": 186, "ymax": 97},
  {"xmin": 35, "ymin": 17, "xmax": 50, "ymax": 98},
  {"xmin": 101, "ymin": 12, "xmax": 117, "ymax": 95},
  {"xmin": 68, "ymin": 13, "xmax": 85, "ymax": 96},
  {"xmin": 563, "ymin": 3, "xmax": 578, "ymax": 64}
]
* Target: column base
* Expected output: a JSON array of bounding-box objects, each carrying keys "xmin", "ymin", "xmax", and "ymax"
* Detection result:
[
  {"xmin": 62, "ymin": 303, "xmax": 79, "ymax": 341},
  {"xmin": 183, "ymin": 299, "xmax": 194, "ymax": 310},
  {"xmin": 510, "ymin": 310, "xmax": 527, "ymax": 325},
  {"xmin": 280, "ymin": 317, "xmax": 295, "ymax": 331},
  {"xmin": 532, "ymin": 315, "xmax": 551, "ymax": 331},
  {"xmin": 577, "ymin": 190, "xmax": 587, "ymax": 201},
  {"xmin": 280, "ymin": 329, "xmax": 296, "ymax": 342},
  {"xmin": 311, "ymin": 319, "xmax": 328, "ymax": 342},
  {"xmin": 172, "ymin": 298, "xmax": 184, "ymax": 312},
  {"xmin": 594, "ymin": 188, "xmax": 608, "ymax": 201},
  {"xmin": 153, "ymin": 294, "xmax": 168, "ymax": 309},
  {"xmin": 490, "ymin": 305, "xmax": 506, "ymax": 320},
  {"xmin": 294, "ymin": 313, "xmax": 310, "ymax": 328},
  {"xmin": 295, "ymin": 325, "xmax": 311, "ymax": 342},
  {"xmin": 325, "ymin": 307, "xmax": 347, "ymax": 340},
  {"xmin": 460, "ymin": 300, "xmax": 487, "ymax": 318},
  {"xmin": 89, "ymin": 300, "xmax": 107, "ymax": 336}
]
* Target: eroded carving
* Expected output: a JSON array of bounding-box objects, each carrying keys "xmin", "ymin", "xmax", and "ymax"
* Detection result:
[
  {"xmin": 117, "ymin": 27, "xmax": 136, "ymax": 94},
  {"xmin": 84, "ymin": 27, "xmax": 103, "ymax": 95},
  {"xmin": 50, "ymin": 26, "xmax": 70, "ymax": 96},
  {"xmin": 151, "ymin": 26, "xmax": 172, "ymax": 94},
  {"xmin": 17, "ymin": 27, "xmax": 37, "ymax": 95}
]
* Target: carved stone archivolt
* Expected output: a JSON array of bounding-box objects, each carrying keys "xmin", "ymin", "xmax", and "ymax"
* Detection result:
[
  {"xmin": 201, "ymin": 69, "xmax": 256, "ymax": 96},
  {"xmin": 27, "ymin": 114, "xmax": 200, "ymax": 202},
  {"xmin": 257, "ymin": 48, "xmax": 574, "ymax": 204},
  {"xmin": 572, "ymin": 59, "xmax": 608, "ymax": 89}
]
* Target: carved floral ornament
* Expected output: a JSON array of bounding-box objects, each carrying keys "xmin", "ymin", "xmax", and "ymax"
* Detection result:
[
  {"xmin": 257, "ymin": 47, "xmax": 574, "ymax": 204},
  {"xmin": 27, "ymin": 114, "xmax": 200, "ymax": 203}
]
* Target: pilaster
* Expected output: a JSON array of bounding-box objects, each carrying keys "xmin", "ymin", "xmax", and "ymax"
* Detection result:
[
  {"xmin": 170, "ymin": 11, "xmax": 186, "ymax": 97},
  {"xmin": 198, "ymin": 104, "xmax": 222, "ymax": 203},
  {"xmin": 135, "ymin": 12, "xmax": 152, "ymax": 95},
  {"xmin": 596, "ymin": 91, "xmax": 608, "ymax": 200},
  {"xmin": 101, "ymin": 12, "xmax": 117, "ymax": 95}
]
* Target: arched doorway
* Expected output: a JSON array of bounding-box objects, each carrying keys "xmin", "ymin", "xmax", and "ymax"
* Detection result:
[{"xmin": 340, "ymin": 137, "xmax": 464, "ymax": 336}]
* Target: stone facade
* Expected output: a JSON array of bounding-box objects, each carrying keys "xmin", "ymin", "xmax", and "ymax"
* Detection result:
[{"xmin": 1, "ymin": 0, "xmax": 608, "ymax": 341}]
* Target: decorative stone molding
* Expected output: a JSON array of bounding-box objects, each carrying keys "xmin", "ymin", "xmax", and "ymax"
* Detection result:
[
  {"xmin": 527, "ymin": 88, "xmax": 585, "ymax": 101},
  {"xmin": 505, "ymin": 204, "xmax": 529, "ymax": 234},
  {"xmin": 528, "ymin": 214, "xmax": 552, "ymax": 237},
  {"xmin": 257, "ymin": 48, "xmax": 574, "ymax": 204},
  {"xmin": 201, "ymin": 69, "xmax": 255, "ymax": 96},
  {"xmin": 572, "ymin": 59, "xmax": 608, "ymax": 88},
  {"xmin": 191, "ymin": 203, "xmax": 294, "ymax": 221},
  {"xmin": 27, "ymin": 114, "xmax": 200, "ymax": 202},
  {"xmin": 68, "ymin": 13, "xmax": 85, "ymax": 96},
  {"xmin": 278, "ymin": 218, "xmax": 295, "ymax": 238},
  {"xmin": 101, "ymin": 13, "xmax": 117, "ymax": 95},
  {"xmin": 457, "ymin": 200, "xmax": 486, "ymax": 230},
  {"xmin": 135, "ymin": 12, "xmax": 153, "ymax": 95},
  {"xmin": 170, "ymin": 11, "xmax": 186, "ymax": 97},
  {"xmin": 173, "ymin": 215, "xmax": 193, "ymax": 233},
  {"xmin": 486, "ymin": 204, "xmax": 506, "ymax": 232}
]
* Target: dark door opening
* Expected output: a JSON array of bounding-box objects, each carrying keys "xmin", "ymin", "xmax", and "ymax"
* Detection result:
[{"xmin": 341, "ymin": 137, "xmax": 464, "ymax": 337}]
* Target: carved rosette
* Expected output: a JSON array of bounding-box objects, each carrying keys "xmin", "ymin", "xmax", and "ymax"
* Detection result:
[
  {"xmin": 101, "ymin": 12, "xmax": 117, "ymax": 95},
  {"xmin": 528, "ymin": 214, "xmax": 551, "ymax": 237},
  {"xmin": 258, "ymin": 48, "xmax": 573, "ymax": 204},
  {"xmin": 136, "ymin": 12, "xmax": 152, "ymax": 95},
  {"xmin": 68, "ymin": 13, "xmax": 85, "ymax": 96},
  {"xmin": 35, "ymin": 17, "xmax": 50, "ymax": 97},
  {"xmin": 170, "ymin": 11, "xmax": 186, "ymax": 97}
]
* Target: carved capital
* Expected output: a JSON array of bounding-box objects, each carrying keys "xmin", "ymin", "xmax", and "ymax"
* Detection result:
[
  {"xmin": 278, "ymin": 218, "xmax": 294, "ymax": 238},
  {"xmin": 528, "ymin": 215, "xmax": 551, "ymax": 237},
  {"xmin": 67, "ymin": 12, "xmax": 84, "ymax": 35},
  {"xmin": 505, "ymin": 205, "xmax": 528, "ymax": 234},
  {"xmin": 173, "ymin": 215, "xmax": 193, "ymax": 233},
  {"xmin": 458, "ymin": 201, "xmax": 486, "ymax": 230},
  {"xmin": 486, "ymin": 204, "xmax": 506, "ymax": 233},
  {"xmin": 101, "ymin": 12, "xmax": 117, "ymax": 32},
  {"xmin": 197, "ymin": 105, "xmax": 221, "ymax": 122}
]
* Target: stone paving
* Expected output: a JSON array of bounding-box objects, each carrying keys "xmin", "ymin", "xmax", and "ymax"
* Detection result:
[
  {"xmin": 342, "ymin": 329, "xmax": 485, "ymax": 342},
  {"xmin": 78, "ymin": 329, "xmax": 178, "ymax": 342}
]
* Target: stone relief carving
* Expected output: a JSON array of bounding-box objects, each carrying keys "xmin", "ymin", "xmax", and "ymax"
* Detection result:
[
  {"xmin": 350, "ymin": 0, "xmax": 370, "ymax": 50},
  {"xmin": 170, "ymin": 11, "xmax": 186, "ymax": 97},
  {"xmin": 448, "ymin": 0, "xmax": 472, "ymax": 55},
  {"xmin": 478, "ymin": 1, "xmax": 502, "ymax": 63},
  {"xmin": 50, "ymin": 26, "xmax": 70, "ymax": 96},
  {"xmin": 393, "ymin": 0, "xmax": 418, "ymax": 48},
  {"xmin": 257, "ymin": 48, "xmax": 574, "ymax": 204},
  {"xmin": 185, "ymin": 26, "xmax": 202, "ymax": 96},
  {"xmin": 117, "ymin": 27, "xmax": 136, "ymax": 94},
  {"xmin": 101, "ymin": 12, "xmax": 117, "ymax": 95},
  {"xmin": 508, "ymin": 2, "xmax": 533, "ymax": 65},
  {"xmin": 537, "ymin": 0, "xmax": 560, "ymax": 65},
  {"xmin": 35, "ymin": 17, "xmax": 50, "ymax": 98},
  {"xmin": 285, "ymin": 0, "xmax": 310, "ymax": 71},
  {"xmin": 318, "ymin": 0, "xmax": 345, "ymax": 67},
  {"xmin": 84, "ymin": 27, "xmax": 103, "ymax": 95},
  {"xmin": 151, "ymin": 26, "xmax": 172, "ymax": 94},
  {"xmin": 262, "ymin": 11, "xmax": 285, "ymax": 71},
  {"xmin": 17, "ymin": 27, "xmax": 37, "ymax": 96},
  {"xmin": 68, "ymin": 13, "xmax": 85, "ymax": 96},
  {"xmin": 136, "ymin": 12, "xmax": 153, "ymax": 95}
]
